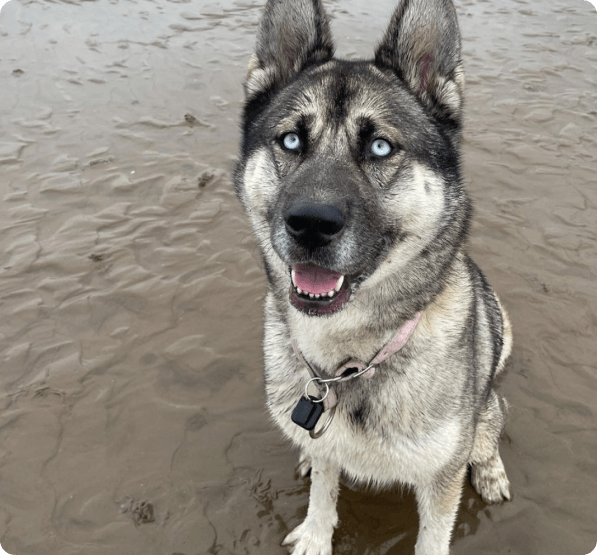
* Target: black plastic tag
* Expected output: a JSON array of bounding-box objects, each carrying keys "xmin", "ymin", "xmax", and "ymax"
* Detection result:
[{"xmin": 291, "ymin": 395, "xmax": 324, "ymax": 431}]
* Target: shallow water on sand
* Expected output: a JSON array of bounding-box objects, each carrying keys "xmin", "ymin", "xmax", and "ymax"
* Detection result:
[{"xmin": 0, "ymin": 0, "xmax": 595, "ymax": 553}]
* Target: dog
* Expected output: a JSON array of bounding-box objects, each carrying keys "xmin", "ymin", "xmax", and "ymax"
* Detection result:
[{"xmin": 233, "ymin": 0, "xmax": 512, "ymax": 553}]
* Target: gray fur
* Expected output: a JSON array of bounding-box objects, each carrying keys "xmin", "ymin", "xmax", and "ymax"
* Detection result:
[
  {"xmin": 234, "ymin": 0, "xmax": 512, "ymax": 553},
  {"xmin": 375, "ymin": 0, "xmax": 465, "ymax": 128},
  {"xmin": 244, "ymin": 0, "xmax": 334, "ymax": 100}
]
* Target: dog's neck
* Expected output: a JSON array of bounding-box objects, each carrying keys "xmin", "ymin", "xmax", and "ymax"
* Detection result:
[
  {"xmin": 293, "ymin": 311, "xmax": 421, "ymax": 373},
  {"xmin": 287, "ymin": 297, "xmax": 422, "ymax": 376}
]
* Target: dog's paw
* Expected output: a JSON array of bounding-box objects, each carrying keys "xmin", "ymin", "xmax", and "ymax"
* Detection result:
[
  {"xmin": 296, "ymin": 452, "xmax": 312, "ymax": 478},
  {"xmin": 282, "ymin": 519, "xmax": 334, "ymax": 555},
  {"xmin": 471, "ymin": 454, "xmax": 511, "ymax": 504}
]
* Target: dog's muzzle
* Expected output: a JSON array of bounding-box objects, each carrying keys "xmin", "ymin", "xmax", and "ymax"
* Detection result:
[{"xmin": 283, "ymin": 201, "xmax": 353, "ymax": 315}]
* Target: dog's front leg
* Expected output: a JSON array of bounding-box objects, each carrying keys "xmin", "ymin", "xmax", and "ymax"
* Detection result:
[
  {"xmin": 282, "ymin": 456, "xmax": 340, "ymax": 555},
  {"xmin": 414, "ymin": 465, "xmax": 467, "ymax": 555}
]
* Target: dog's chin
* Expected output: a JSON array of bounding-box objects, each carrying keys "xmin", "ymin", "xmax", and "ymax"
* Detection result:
[{"xmin": 288, "ymin": 264, "xmax": 352, "ymax": 316}]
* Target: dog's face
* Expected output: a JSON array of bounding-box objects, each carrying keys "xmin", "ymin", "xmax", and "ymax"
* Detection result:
[{"xmin": 235, "ymin": 0, "xmax": 470, "ymax": 317}]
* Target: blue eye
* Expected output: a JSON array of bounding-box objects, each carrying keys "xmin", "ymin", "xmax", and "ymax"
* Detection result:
[
  {"xmin": 282, "ymin": 133, "xmax": 301, "ymax": 151},
  {"xmin": 370, "ymin": 139, "xmax": 392, "ymax": 157}
]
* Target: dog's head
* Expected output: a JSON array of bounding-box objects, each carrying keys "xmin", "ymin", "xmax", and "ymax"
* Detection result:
[{"xmin": 235, "ymin": 0, "xmax": 471, "ymax": 318}]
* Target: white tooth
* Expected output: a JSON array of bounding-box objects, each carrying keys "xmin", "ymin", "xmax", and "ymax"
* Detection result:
[
  {"xmin": 315, "ymin": 294, "xmax": 320, "ymax": 298},
  {"xmin": 328, "ymin": 290, "xmax": 335, "ymax": 297},
  {"xmin": 297, "ymin": 287, "xmax": 302, "ymax": 294},
  {"xmin": 309, "ymin": 293, "xmax": 314, "ymax": 298},
  {"xmin": 291, "ymin": 269, "xmax": 296, "ymax": 286},
  {"xmin": 334, "ymin": 275, "xmax": 344, "ymax": 292}
]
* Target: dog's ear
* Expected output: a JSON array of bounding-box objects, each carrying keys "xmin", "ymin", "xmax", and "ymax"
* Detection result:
[
  {"xmin": 374, "ymin": 0, "xmax": 464, "ymax": 128},
  {"xmin": 245, "ymin": 0, "xmax": 334, "ymax": 99}
]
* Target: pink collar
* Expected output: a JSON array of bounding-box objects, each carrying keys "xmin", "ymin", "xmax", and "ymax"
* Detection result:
[{"xmin": 292, "ymin": 312, "xmax": 421, "ymax": 410}]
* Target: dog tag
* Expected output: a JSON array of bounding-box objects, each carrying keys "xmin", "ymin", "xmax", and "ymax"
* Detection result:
[{"xmin": 291, "ymin": 395, "xmax": 324, "ymax": 431}]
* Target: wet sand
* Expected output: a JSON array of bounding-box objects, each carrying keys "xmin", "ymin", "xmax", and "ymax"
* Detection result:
[{"xmin": 0, "ymin": 0, "xmax": 596, "ymax": 554}]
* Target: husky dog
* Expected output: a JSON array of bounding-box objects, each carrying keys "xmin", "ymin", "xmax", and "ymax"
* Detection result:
[{"xmin": 234, "ymin": 0, "xmax": 512, "ymax": 553}]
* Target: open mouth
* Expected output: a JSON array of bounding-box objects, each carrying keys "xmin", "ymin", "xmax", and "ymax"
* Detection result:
[{"xmin": 289, "ymin": 263, "xmax": 351, "ymax": 315}]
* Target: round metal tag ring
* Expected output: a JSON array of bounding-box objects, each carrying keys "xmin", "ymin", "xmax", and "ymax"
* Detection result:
[
  {"xmin": 309, "ymin": 404, "xmax": 337, "ymax": 439},
  {"xmin": 304, "ymin": 377, "xmax": 329, "ymax": 404}
]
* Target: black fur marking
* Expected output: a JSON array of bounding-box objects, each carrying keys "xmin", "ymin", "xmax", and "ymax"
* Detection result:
[
  {"xmin": 476, "ymin": 267, "xmax": 504, "ymax": 378},
  {"xmin": 295, "ymin": 115, "xmax": 311, "ymax": 155},
  {"xmin": 350, "ymin": 400, "xmax": 370, "ymax": 430},
  {"xmin": 396, "ymin": 229, "xmax": 410, "ymax": 243},
  {"xmin": 355, "ymin": 117, "xmax": 377, "ymax": 163},
  {"xmin": 464, "ymin": 298, "xmax": 478, "ymax": 400},
  {"xmin": 326, "ymin": 70, "xmax": 349, "ymax": 123}
]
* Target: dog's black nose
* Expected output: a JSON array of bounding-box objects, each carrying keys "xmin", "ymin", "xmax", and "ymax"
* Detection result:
[{"xmin": 284, "ymin": 201, "xmax": 345, "ymax": 248}]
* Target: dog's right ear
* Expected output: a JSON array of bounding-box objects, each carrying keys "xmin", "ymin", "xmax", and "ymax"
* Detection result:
[{"xmin": 245, "ymin": 0, "xmax": 334, "ymax": 100}]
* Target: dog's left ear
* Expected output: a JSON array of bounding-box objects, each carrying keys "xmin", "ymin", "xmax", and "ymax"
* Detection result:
[
  {"xmin": 375, "ymin": 0, "xmax": 465, "ymax": 128},
  {"xmin": 245, "ymin": 0, "xmax": 334, "ymax": 100}
]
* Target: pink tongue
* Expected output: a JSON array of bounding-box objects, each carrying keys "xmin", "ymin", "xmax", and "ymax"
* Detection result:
[{"xmin": 294, "ymin": 264, "xmax": 343, "ymax": 295}]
